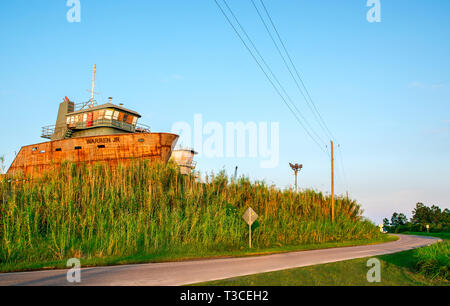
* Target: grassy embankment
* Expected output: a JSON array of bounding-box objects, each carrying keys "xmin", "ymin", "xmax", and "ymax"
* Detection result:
[
  {"xmin": 1, "ymin": 161, "xmax": 388, "ymax": 273},
  {"xmin": 196, "ymin": 232, "xmax": 449, "ymax": 286}
]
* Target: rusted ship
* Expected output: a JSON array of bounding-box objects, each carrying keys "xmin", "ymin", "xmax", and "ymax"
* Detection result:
[{"xmin": 7, "ymin": 65, "xmax": 179, "ymax": 177}]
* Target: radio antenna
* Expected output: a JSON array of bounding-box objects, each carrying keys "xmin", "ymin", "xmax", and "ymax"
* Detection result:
[{"xmin": 90, "ymin": 64, "xmax": 96, "ymax": 106}]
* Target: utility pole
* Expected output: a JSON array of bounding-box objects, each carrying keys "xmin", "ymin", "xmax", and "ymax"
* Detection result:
[
  {"xmin": 289, "ymin": 163, "xmax": 303, "ymax": 192},
  {"xmin": 331, "ymin": 141, "xmax": 335, "ymax": 222}
]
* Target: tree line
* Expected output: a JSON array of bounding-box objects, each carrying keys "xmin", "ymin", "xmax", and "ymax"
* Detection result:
[{"xmin": 384, "ymin": 203, "xmax": 449, "ymax": 233}]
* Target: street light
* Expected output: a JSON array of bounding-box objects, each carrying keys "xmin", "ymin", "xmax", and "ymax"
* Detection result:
[{"xmin": 289, "ymin": 163, "xmax": 303, "ymax": 192}]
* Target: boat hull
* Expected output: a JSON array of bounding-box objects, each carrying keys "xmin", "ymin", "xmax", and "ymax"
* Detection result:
[{"xmin": 7, "ymin": 132, "xmax": 179, "ymax": 177}]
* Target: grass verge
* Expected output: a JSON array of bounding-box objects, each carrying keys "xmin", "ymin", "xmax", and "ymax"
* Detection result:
[
  {"xmin": 0, "ymin": 235, "xmax": 397, "ymax": 273},
  {"xmin": 195, "ymin": 234, "xmax": 448, "ymax": 286}
]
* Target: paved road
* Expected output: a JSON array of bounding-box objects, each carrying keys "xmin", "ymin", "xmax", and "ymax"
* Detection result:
[{"xmin": 0, "ymin": 234, "xmax": 441, "ymax": 286}]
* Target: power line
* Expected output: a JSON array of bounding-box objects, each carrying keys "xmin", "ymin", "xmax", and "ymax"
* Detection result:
[
  {"xmin": 328, "ymin": 143, "xmax": 348, "ymax": 194},
  {"xmin": 213, "ymin": 0, "xmax": 328, "ymax": 155},
  {"xmin": 250, "ymin": 0, "xmax": 350, "ymax": 196},
  {"xmin": 255, "ymin": 0, "xmax": 351, "ymax": 193},
  {"xmin": 257, "ymin": 0, "xmax": 336, "ymax": 142},
  {"xmin": 220, "ymin": 0, "xmax": 328, "ymax": 150}
]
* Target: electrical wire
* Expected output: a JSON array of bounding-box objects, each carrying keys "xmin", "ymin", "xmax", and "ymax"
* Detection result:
[
  {"xmin": 213, "ymin": 0, "xmax": 328, "ymax": 155},
  {"xmin": 220, "ymin": 0, "xmax": 329, "ymax": 150},
  {"xmin": 257, "ymin": 0, "xmax": 336, "ymax": 142}
]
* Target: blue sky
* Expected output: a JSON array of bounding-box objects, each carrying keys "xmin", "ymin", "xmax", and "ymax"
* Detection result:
[{"xmin": 0, "ymin": 0, "xmax": 449, "ymax": 223}]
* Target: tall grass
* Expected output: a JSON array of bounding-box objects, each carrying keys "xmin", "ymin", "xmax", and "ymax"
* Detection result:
[
  {"xmin": 415, "ymin": 241, "xmax": 449, "ymax": 280},
  {"xmin": 0, "ymin": 160, "xmax": 381, "ymax": 266}
]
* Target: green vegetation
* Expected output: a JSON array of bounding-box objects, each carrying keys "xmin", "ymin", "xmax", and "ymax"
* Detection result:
[
  {"xmin": 383, "ymin": 203, "xmax": 449, "ymax": 233},
  {"xmin": 415, "ymin": 240, "xmax": 449, "ymax": 280},
  {"xmin": 1, "ymin": 161, "xmax": 385, "ymax": 272},
  {"xmin": 196, "ymin": 250, "xmax": 448, "ymax": 286},
  {"xmin": 196, "ymin": 232, "xmax": 449, "ymax": 286},
  {"xmin": 381, "ymin": 206, "xmax": 450, "ymax": 281},
  {"xmin": 0, "ymin": 235, "xmax": 397, "ymax": 273},
  {"xmin": 403, "ymin": 231, "xmax": 449, "ymax": 280}
]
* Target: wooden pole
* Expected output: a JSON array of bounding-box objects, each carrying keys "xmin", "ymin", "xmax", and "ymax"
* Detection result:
[
  {"xmin": 290, "ymin": 163, "xmax": 302, "ymax": 193},
  {"xmin": 294, "ymin": 170, "xmax": 298, "ymax": 192},
  {"xmin": 331, "ymin": 141, "xmax": 335, "ymax": 222},
  {"xmin": 249, "ymin": 224, "xmax": 252, "ymax": 248}
]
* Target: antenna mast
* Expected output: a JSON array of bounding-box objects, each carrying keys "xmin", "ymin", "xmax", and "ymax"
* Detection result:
[{"xmin": 90, "ymin": 64, "xmax": 96, "ymax": 106}]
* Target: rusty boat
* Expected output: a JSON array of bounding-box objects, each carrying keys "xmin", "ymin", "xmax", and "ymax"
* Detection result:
[{"xmin": 7, "ymin": 65, "xmax": 180, "ymax": 177}]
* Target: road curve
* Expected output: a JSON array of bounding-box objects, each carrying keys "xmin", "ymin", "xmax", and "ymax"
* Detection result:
[{"xmin": 0, "ymin": 234, "xmax": 441, "ymax": 286}]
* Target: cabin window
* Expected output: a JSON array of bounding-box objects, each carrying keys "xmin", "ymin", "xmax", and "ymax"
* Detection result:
[
  {"xmin": 98, "ymin": 109, "xmax": 105, "ymax": 120},
  {"xmin": 74, "ymin": 146, "xmax": 82, "ymax": 150},
  {"xmin": 113, "ymin": 111, "xmax": 119, "ymax": 120},
  {"xmin": 55, "ymin": 148, "xmax": 62, "ymax": 152},
  {"xmin": 87, "ymin": 112, "xmax": 93, "ymax": 127},
  {"xmin": 127, "ymin": 115, "xmax": 134, "ymax": 124},
  {"xmin": 32, "ymin": 147, "xmax": 38, "ymax": 151},
  {"xmin": 83, "ymin": 114, "xmax": 87, "ymax": 122},
  {"xmin": 123, "ymin": 114, "xmax": 129, "ymax": 123},
  {"xmin": 132, "ymin": 116, "xmax": 138, "ymax": 125},
  {"xmin": 105, "ymin": 109, "xmax": 113, "ymax": 120},
  {"xmin": 97, "ymin": 145, "xmax": 105, "ymax": 149},
  {"xmin": 70, "ymin": 116, "xmax": 75, "ymax": 124},
  {"xmin": 40, "ymin": 150, "xmax": 46, "ymax": 154},
  {"xmin": 66, "ymin": 117, "xmax": 70, "ymax": 124}
]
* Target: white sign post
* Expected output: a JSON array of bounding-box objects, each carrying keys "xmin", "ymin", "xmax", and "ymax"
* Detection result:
[{"xmin": 243, "ymin": 207, "xmax": 258, "ymax": 249}]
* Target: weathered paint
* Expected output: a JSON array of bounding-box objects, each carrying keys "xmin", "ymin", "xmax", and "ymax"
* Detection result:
[
  {"xmin": 170, "ymin": 149, "xmax": 197, "ymax": 175},
  {"xmin": 7, "ymin": 132, "xmax": 179, "ymax": 177}
]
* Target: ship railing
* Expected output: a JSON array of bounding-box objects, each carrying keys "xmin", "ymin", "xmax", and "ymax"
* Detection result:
[
  {"xmin": 173, "ymin": 147, "xmax": 198, "ymax": 154},
  {"xmin": 135, "ymin": 123, "xmax": 151, "ymax": 133},
  {"xmin": 71, "ymin": 119, "xmax": 151, "ymax": 133},
  {"xmin": 74, "ymin": 100, "xmax": 98, "ymax": 111},
  {"xmin": 176, "ymin": 161, "xmax": 197, "ymax": 169},
  {"xmin": 73, "ymin": 119, "xmax": 135, "ymax": 132},
  {"xmin": 42, "ymin": 120, "xmax": 151, "ymax": 139},
  {"xmin": 41, "ymin": 124, "xmax": 69, "ymax": 139},
  {"xmin": 41, "ymin": 125, "xmax": 56, "ymax": 139}
]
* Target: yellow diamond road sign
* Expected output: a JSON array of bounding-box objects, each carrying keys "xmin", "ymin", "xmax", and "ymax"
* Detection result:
[{"xmin": 243, "ymin": 207, "xmax": 258, "ymax": 226}]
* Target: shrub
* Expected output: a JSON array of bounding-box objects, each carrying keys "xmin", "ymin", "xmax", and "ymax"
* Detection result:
[{"xmin": 415, "ymin": 241, "xmax": 450, "ymax": 280}]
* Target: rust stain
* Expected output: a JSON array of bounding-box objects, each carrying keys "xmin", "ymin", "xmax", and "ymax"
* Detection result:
[{"xmin": 7, "ymin": 132, "xmax": 179, "ymax": 178}]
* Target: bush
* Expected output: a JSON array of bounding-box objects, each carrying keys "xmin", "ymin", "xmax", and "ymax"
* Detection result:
[
  {"xmin": 387, "ymin": 223, "xmax": 449, "ymax": 234},
  {"xmin": 415, "ymin": 241, "xmax": 450, "ymax": 280}
]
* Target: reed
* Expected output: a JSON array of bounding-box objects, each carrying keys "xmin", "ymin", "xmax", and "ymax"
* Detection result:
[{"xmin": 0, "ymin": 160, "xmax": 381, "ymax": 266}]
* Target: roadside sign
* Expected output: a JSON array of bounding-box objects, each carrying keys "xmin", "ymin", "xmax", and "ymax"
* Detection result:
[
  {"xmin": 243, "ymin": 207, "xmax": 258, "ymax": 226},
  {"xmin": 243, "ymin": 207, "xmax": 258, "ymax": 248}
]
